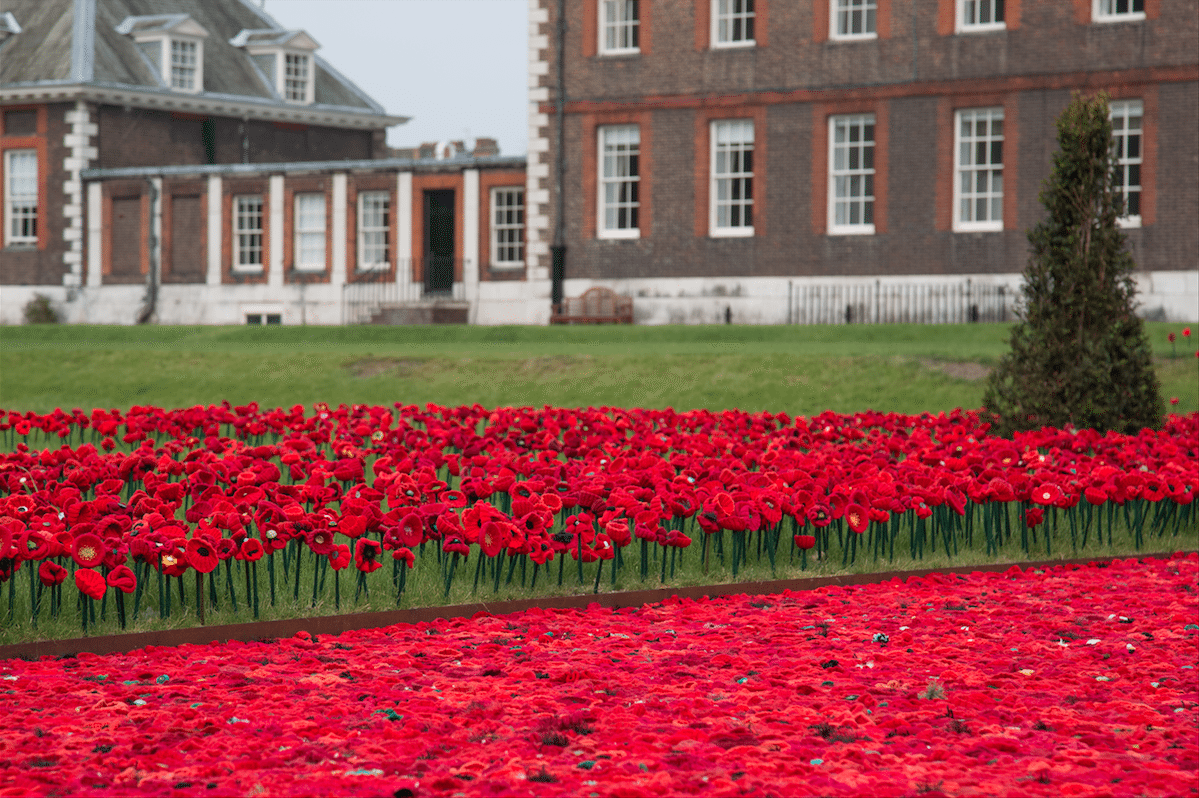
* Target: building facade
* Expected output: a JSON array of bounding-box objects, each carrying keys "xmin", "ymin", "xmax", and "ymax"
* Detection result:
[
  {"xmin": 526, "ymin": 0, "xmax": 1198, "ymax": 323},
  {"xmin": 0, "ymin": 0, "xmax": 530, "ymax": 324}
]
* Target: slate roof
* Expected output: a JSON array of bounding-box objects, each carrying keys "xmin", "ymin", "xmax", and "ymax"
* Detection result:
[{"xmin": 0, "ymin": 0, "xmax": 405, "ymax": 128}]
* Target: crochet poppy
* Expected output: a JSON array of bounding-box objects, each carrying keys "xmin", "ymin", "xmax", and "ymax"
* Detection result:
[
  {"xmin": 71, "ymin": 532, "xmax": 105, "ymax": 568},
  {"xmin": 73, "ymin": 568, "xmax": 106, "ymax": 600},
  {"xmin": 38, "ymin": 560, "xmax": 67, "ymax": 587},
  {"xmin": 105, "ymin": 564, "xmax": 137, "ymax": 594},
  {"xmin": 354, "ymin": 538, "xmax": 383, "ymax": 573},
  {"xmin": 185, "ymin": 537, "xmax": 218, "ymax": 574}
]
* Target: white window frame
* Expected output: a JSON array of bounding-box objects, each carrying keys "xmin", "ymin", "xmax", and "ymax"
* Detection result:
[
  {"xmin": 954, "ymin": 107, "xmax": 1004, "ymax": 232},
  {"xmin": 1093, "ymin": 0, "xmax": 1145, "ymax": 22},
  {"xmin": 828, "ymin": 114, "xmax": 876, "ymax": 236},
  {"xmin": 599, "ymin": 0, "xmax": 640, "ymax": 55},
  {"xmin": 282, "ymin": 53, "xmax": 312, "ymax": 104},
  {"xmin": 831, "ymin": 0, "xmax": 877, "ymax": 41},
  {"xmin": 357, "ymin": 191, "xmax": 391, "ymax": 271},
  {"xmin": 293, "ymin": 193, "xmax": 326, "ymax": 272},
  {"xmin": 1110, "ymin": 99, "xmax": 1142, "ymax": 229},
  {"xmin": 3, "ymin": 149, "xmax": 38, "ymax": 247},
  {"xmin": 712, "ymin": 0, "xmax": 755, "ymax": 48},
  {"xmin": 598, "ymin": 125, "xmax": 641, "ymax": 239},
  {"xmin": 234, "ymin": 194, "xmax": 264, "ymax": 271},
  {"xmin": 168, "ymin": 39, "xmax": 199, "ymax": 91},
  {"xmin": 957, "ymin": 0, "xmax": 1006, "ymax": 33},
  {"xmin": 120, "ymin": 17, "xmax": 208, "ymax": 95},
  {"xmin": 710, "ymin": 119, "xmax": 754, "ymax": 237},
  {"xmin": 490, "ymin": 187, "xmax": 525, "ymax": 268}
]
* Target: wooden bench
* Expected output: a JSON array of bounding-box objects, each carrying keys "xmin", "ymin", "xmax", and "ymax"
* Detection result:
[{"xmin": 550, "ymin": 286, "xmax": 634, "ymax": 324}]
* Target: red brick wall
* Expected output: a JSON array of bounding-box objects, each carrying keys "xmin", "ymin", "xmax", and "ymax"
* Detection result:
[
  {"xmin": 94, "ymin": 106, "xmax": 376, "ymax": 169},
  {"xmin": 162, "ymin": 179, "xmax": 207, "ymax": 284},
  {"xmin": 1, "ymin": 103, "xmax": 67, "ymax": 285}
]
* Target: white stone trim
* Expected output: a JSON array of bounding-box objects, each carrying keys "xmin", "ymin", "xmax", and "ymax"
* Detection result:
[
  {"xmin": 206, "ymin": 175, "xmax": 222, "ymax": 286},
  {"xmin": 527, "ymin": 0, "xmax": 551, "ymax": 280},
  {"xmin": 330, "ymin": 172, "xmax": 347, "ymax": 286},
  {"xmin": 463, "ymin": 168, "xmax": 480, "ymax": 316},
  {"xmin": 86, "ymin": 182, "xmax": 102, "ymax": 287},
  {"xmin": 61, "ymin": 100, "xmax": 93, "ymax": 286},
  {"xmin": 396, "ymin": 171, "xmax": 413, "ymax": 286},
  {"xmin": 268, "ymin": 174, "xmax": 284, "ymax": 287}
]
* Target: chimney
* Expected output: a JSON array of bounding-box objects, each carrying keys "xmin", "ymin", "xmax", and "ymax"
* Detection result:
[{"xmin": 472, "ymin": 137, "xmax": 500, "ymax": 157}]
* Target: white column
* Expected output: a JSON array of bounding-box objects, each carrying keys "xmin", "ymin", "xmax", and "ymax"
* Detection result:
[
  {"xmin": 61, "ymin": 100, "xmax": 97, "ymax": 288},
  {"xmin": 150, "ymin": 177, "xmax": 163, "ymax": 294},
  {"xmin": 463, "ymin": 168, "xmax": 480, "ymax": 310},
  {"xmin": 396, "ymin": 171, "xmax": 413, "ymax": 289},
  {"xmin": 331, "ymin": 172, "xmax": 348, "ymax": 287},
  {"xmin": 86, "ymin": 182, "xmax": 102, "ymax": 288},
  {"xmin": 206, "ymin": 175, "xmax": 222, "ymax": 286},
  {"xmin": 268, "ymin": 174, "xmax": 284, "ymax": 288}
]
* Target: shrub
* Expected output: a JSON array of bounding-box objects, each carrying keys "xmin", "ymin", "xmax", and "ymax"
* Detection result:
[
  {"xmin": 22, "ymin": 294, "xmax": 59, "ymax": 325},
  {"xmin": 982, "ymin": 92, "xmax": 1161, "ymax": 436}
]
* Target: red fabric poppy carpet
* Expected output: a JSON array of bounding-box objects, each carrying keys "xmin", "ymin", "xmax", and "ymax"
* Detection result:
[{"xmin": 2, "ymin": 555, "xmax": 1197, "ymax": 798}]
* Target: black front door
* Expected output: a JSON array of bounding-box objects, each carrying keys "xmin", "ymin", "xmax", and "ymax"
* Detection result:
[{"xmin": 424, "ymin": 190, "xmax": 455, "ymax": 295}]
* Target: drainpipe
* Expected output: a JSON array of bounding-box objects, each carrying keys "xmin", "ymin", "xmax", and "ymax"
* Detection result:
[
  {"xmin": 549, "ymin": 0, "xmax": 567, "ymax": 314},
  {"xmin": 136, "ymin": 176, "xmax": 160, "ymax": 324}
]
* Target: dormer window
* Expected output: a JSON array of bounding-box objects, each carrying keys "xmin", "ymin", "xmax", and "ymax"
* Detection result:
[
  {"xmin": 116, "ymin": 14, "xmax": 208, "ymax": 94},
  {"xmin": 231, "ymin": 29, "xmax": 320, "ymax": 105},
  {"xmin": 0, "ymin": 12, "xmax": 21, "ymax": 50}
]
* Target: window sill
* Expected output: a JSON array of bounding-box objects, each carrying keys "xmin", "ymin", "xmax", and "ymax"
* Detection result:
[
  {"xmin": 952, "ymin": 223, "xmax": 1004, "ymax": 233},
  {"xmin": 828, "ymin": 225, "xmax": 876, "ymax": 236},
  {"xmin": 710, "ymin": 227, "xmax": 754, "ymax": 238},
  {"xmin": 490, "ymin": 262, "xmax": 525, "ymax": 270},
  {"xmin": 1093, "ymin": 13, "xmax": 1146, "ymax": 23},
  {"xmin": 1116, "ymin": 216, "xmax": 1142, "ymax": 229},
  {"xmin": 711, "ymin": 40, "xmax": 756, "ymax": 50},
  {"xmin": 597, "ymin": 229, "xmax": 640, "ymax": 240},
  {"xmin": 956, "ymin": 22, "xmax": 1006, "ymax": 34},
  {"xmin": 829, "ymin": 33, "xmax": 878, "ymax": 42},
  {"xmin": 356, "ymin": 264, "xmax": 390, "ymax": 273},
  {"xmin": 232, "ymin": 265, "xmax": 265, "ymax": 274},
  {"xmin": 597, "ymin": 48, "xmax": 641, "ymax": 57}
]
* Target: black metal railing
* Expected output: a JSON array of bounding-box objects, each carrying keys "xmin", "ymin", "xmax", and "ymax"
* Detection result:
[
  {"xmin": 341, "ymin": 258, "xmax": 467, "ymax": 324},
  {"xmin": 788, "ymin": 279, "xmax": 1013, "ymax": 325}
]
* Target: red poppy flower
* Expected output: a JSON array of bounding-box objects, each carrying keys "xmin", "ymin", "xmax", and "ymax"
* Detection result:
[
  {"xmin": 238, "ymin": 538, "xmax": 265, "ymax": 562},
  {"xmin": 1031, "ymin": 483, "xmax": 1065, "ymax": 506},
  {"xmin": 354, "ymin": 538, "xmax": 383, "ymax": 573},
  {"xmin": 307, "ymin": 528, "xmax": 336, "ymax": 556},
  {"xmin": 443, "ymin": 537, "xmax": 470, "ymax": 556},
  {"xmin": 329, "ymin": 543, "xmax": 351, "ymax": 571},
  {"xmin": 74, "ymin": 568, "xmax": 107, "ymax": 600},
  {"xmin": 604, "ymin": 518, "xmax": 632, "ymax": 547},
  {"xmin": 38, "ymin": 560, "xmax": 68, "ymax": 587},
  {"xmin": 1025, "ymin": 507, "xmax": 1045, "ymax": 527},
  {"xmin": 479, "ymin": 521, "xmax": 505, "ymax": 557},
  {"xmin": 794, "ymin": 534, "xmax": 816, "ymax": 550},
  {"xmin": 1185, "ymin": 327, "xmax": 1192, "ymax": 337},
  {"xmin": 399, "ymin": 513, "xmax": 424, "ymax": 548},
  {"xmin": 845, "ymin": 503, "xmax": 869, "ymax": 533},
  {"xmin": 392, "ymin": 546, "xmax": 415, "ymax": 568},
  {"xmin": 71, "ymin": 533, "xmax": 106, "ymax": 569},
  {"xmin": 185, "ymin": 537, "xmax": 218, "ymax": 573},
  {"xmin": 106, "ymin": 564, "xmax": 137, "ymax": 594}
]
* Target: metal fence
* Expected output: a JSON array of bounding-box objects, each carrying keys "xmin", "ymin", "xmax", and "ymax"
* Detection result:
[
  {"xmin": 341, "ymin": 258, "xmax": 466, "ymax": 325},
  {"xmin": 788, "ymin": 279, "xmax": 1013, "ymax": 325}
]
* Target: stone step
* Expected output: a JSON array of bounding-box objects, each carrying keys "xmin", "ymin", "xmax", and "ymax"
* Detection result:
[{"xmin": 370, "ymin": 302, "xmax": 469, "ymax": 325}]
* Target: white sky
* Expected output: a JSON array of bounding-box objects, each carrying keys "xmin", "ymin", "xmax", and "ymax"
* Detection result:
[{"xmin": 260, "ymin": 0, "xmax": 529, "ymax": 156}]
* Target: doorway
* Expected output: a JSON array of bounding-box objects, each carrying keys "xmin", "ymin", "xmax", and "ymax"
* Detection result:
[{"xmin": 423, "ymin": 189, "xmax": 455, "ymax": 295}]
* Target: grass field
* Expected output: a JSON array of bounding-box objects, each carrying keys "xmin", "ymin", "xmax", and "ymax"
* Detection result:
[{"xmin": 2, "ymin": 321, "xmax": 1195, "ymax": 416}]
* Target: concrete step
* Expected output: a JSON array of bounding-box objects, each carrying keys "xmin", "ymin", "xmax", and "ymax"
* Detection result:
[{"xmin": 370, "ymin": 302, "xmax": 469, "ymax": 325}]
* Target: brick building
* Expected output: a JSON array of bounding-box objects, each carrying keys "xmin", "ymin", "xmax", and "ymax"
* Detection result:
[
  {"xmin": 526, "ymin": 0, "xmax": 1198, "ymax": 323},
  {"xmin": 0, "ymin": 0, "xmax": 532, "ymax": 324}
]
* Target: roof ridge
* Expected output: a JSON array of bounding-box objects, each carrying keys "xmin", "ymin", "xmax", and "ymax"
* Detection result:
[{"xmin": 70, "ymin": 0, "xmax": 95, "ymax": 83}]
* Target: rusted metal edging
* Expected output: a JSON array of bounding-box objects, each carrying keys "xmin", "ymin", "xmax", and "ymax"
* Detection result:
[{"xmin": 1, "ymin": 552, "xmax": 1189, "ymax": 661}]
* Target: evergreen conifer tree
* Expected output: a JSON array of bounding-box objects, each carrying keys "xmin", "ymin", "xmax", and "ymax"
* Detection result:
[{"xmin": 981, "ymin": 92, "xmax": 1162, "ymax": 436}]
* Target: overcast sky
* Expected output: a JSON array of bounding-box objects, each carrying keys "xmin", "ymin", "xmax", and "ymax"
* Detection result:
[{"xmin": 260, "ymin": 0, "xmax": 528, "ymax": 156}]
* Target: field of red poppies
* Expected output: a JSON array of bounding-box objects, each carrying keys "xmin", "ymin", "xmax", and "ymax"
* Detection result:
[
  {"xmin": 1, "ymin": 404, "xmax": 1196, "ymax": 636},
  {"xmin": 1, "ymin": 554, "xmax": 1196, "ymax": 797}
]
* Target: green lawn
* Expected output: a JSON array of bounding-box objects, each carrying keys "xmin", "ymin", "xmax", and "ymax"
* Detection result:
[{"xmin": 2, "ymin": 322, "xmax": 1195, "ymax": 416}]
